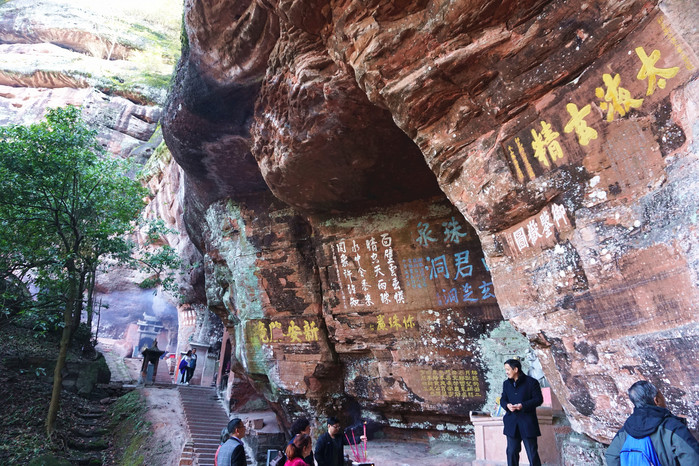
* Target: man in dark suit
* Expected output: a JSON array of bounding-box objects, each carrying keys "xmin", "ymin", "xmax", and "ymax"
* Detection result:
[
  {"xmin": 217, "ymin": 418, "xmax": 247, "ymax": 466},
  {"xmin": 500, "ymin": 358, "xmax": 543, "ymax": 466}
]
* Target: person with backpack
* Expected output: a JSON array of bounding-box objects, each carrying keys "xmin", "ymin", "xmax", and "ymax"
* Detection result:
[{"xmin": 605, "ymin": 380, "xmax": 699, "ymax": 465}]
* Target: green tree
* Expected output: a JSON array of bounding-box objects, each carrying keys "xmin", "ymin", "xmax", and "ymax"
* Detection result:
[
  {"xmin": 0, "ymin": 106, "xmax": 147, "ymax": 436},
  {"xmin": 133, "ymin": 218, "xmax": 182, "ymax": 292}
]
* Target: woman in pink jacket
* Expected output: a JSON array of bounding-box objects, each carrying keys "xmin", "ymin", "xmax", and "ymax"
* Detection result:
[{"xmin": 285, "ymin": 434, "xmax": 312, "ymax": 466}]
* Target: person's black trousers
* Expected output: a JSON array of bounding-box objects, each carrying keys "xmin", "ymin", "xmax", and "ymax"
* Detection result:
[{"xmin": 506, "ymin": 433, "xmax": 541, "ymax": 466}]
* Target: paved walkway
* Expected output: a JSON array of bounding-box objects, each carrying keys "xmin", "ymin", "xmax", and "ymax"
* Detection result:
[
  {"xmin": 98, "ymin": 338, "xmax": 175, "ymax": 384},
  {"xmin": 96, "ymin": 339, "xmax": 135, "ymax": 384}
]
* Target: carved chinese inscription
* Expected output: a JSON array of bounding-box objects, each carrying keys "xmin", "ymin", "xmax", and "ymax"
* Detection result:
[{"xmin": 502, "ymin": 13, "xmax": 697, "ymax": 185}]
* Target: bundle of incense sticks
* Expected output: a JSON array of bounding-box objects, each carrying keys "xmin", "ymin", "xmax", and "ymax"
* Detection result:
[{"xmin": 344, "ymin": 422, "xmax": 368, "ymax": 463}]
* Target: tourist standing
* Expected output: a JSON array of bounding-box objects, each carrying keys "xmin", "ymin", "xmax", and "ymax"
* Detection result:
[
  {"xmin": 217, "ymin": 418, "xmax": 247, "ymax": 466},
  {"xmin": 178, "ymin": 350, "xmax": 191, "ymax": 384},
  {"xmin": 500, "ymin": 358, "xmax": 543, "ymax": 466},
  {"xmin": 314, "ymin": 416, "xmax": 366, "ymax": 466},
  {"xmin": 289, "ymin": 418, "xmax": 314, "ymax": 465},
  {"xmin": 284, "ymin": 434, "xmax": 312, "ymax": 466},
  {"xmin": 186, "ymin": 347, "xmax": 197, "ymax": 384},
  {"xmin": 314, "ymin": 417, "xmax": 345, "ymax": 466},
  {"xmin": 605, "ymin": 381, "xmax": 699, "ymax": 465}
]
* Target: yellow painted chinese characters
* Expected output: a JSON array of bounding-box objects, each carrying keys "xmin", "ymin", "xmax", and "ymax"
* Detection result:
[
  {"xmin": 635, "ymin": 47, "xmax": 679, "ymax": 96},
  {"xmin": 531, "ymin": 121, "xmax": 564, "ymax": 167},
  {"xmin": 255, "ymin": 319, "xmax": 320, "ymax": 344},
  {"xmin": 564, "ymin": 103, "xmax": 598, "ymax": 146},
  {"xmin": 595, "ymin": 73, "xmax": 643, "ymax": 121}
]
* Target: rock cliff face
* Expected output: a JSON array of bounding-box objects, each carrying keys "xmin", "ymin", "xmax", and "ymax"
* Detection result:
[
  {"xmin": 0, "ymin": 0, "xmax": 181, "ymax": 158},
  {"xmin": 164, "ymin": 0, "xmax": 699, "ymax": 443}
]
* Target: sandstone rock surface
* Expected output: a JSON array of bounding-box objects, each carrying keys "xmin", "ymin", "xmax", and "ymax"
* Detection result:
[
  {"xmin": 163, "ymin": 0, "xmax": 699, "ymax": 444},
  {"xmin": 0, "ymin": 0, "xmax": 181, "ymax": 156}
]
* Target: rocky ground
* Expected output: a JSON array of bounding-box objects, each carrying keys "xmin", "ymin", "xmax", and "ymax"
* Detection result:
[
  {"xmin": 0, "ymin": 322, "xmax": 187, "ymax": 465},
  {"xmin": 0, "ymin": 322, "xmax": 111, "ymax": 464}
]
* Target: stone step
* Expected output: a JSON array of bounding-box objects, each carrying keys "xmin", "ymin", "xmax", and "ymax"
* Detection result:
[
  {"xmin": 187, "ymin": 423, "xmax": 228, "ymax": 431},
  {"xmin": 183, "ymin": 410, "xmax": 226, "ymax": 416},
  {"xmin": 186, "ymin": 418, "xmax": 229, "ymax": 425},
  {"xmin": 181, "ymin": 398, "xmax": 221, "ymax": 402},
  {"xmin": 191, "ymin": 433, "xmax": 224, "ymax": 440},
  {"xmin": 188, "ymin": 421, "xmax": 228, "ymax": 428},
  {"xmin": 182, "ymin": 402, "xmax": 223, "ymax": 406},
  {"xmin": 181, "ymin": 402, "xmax": 224, "ymax": 407},
  {"xmin": 197, "ymin": 452, "xmax": 217, "ymax": 464},
  {"xmin": 183, "ymin": 408, "xmax": 227, "ymax": 415},
  {"xmin": 177, "ymin": 385, "xmax": 231, "ymax": 466},
  {"xmin": 182, "ymin": 405, "xmax": 224, "ymax": 411},
  {"xmin": 186, "ymin": 418, "xmax": 227, "ymax": 424},
  {"xmin": 190, "ymin": 428, "xmax": 223, "ymax": 434},
  {"xmin": 193, "ymin": 441, "xmax": 220, "ymax": 449},
  {"xmin": 184, "ymin": 411, "xmax": 226, "ymax": 416}
]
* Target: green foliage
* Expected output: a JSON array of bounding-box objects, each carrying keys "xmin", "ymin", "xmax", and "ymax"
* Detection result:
[
  {"xmin": 72, "ymin": 322, "xmax": 93, "ymax": 348},
  {"xmin": 132, "ymin": 218, "xmax": 182, "ymax": 294},
  {"xmin": 0, "ymin": 105, "xmax": 148, "ymax": 318},
  {"xmin": 0, "ymin": 105, "xmax": 146, "ymax": 278},
  {"xmin": 28, "ymin": 454, "xmax": 72, "ymax": 466},
  {"xmin": 179, "ymin": 9, "xmax": 189, "ymax": 56},
  {"xmin": 0, "ymin": 106, "xmax": 150, "ymax": 434}
]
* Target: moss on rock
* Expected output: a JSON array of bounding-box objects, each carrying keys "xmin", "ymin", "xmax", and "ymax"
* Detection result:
[{"xmin": 108, "ymin": 390, "xmax": 152, "ymax": 465}]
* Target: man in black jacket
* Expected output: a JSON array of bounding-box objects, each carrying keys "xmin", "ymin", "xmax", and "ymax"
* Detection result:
[
  {"xmin": 315, "ymin": 416, "xmax": 345, "ymax": 466},
  {"xmin": 314, "ymin": 416, "xmax": 367, "ymax": 466},
  {"xmin": 605, "ymin": 380, "xmax": 699, "ymax": 465},
  {"xmin": 500, "ymin": 358, "xmax": 543, "ymax": 466}
]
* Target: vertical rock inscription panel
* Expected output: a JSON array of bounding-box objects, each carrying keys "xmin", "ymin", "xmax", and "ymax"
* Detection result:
[{"xmin": 314, "ymin": 198, "xmax": 504, "ymax": 415}]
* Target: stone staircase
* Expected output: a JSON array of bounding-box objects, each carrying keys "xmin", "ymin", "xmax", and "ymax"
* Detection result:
[{"xmin": 178, "ymin": 385, "xmax": 230, "ymax": 466}]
